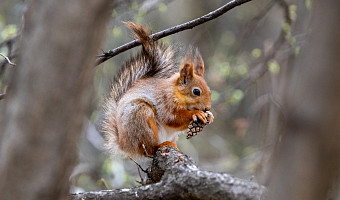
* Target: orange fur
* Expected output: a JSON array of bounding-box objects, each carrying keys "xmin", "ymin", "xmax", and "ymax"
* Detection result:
[
  {"xmin": 102, "ymin": 22, "xmax": 212, "ymax": 158},
  {"xmin": 148, "ymin": 117, "xmax": 159, "ymax": 142},
  {"xmin": 159, "ymin": 141, "xmax": 179, "ymax": 151}
]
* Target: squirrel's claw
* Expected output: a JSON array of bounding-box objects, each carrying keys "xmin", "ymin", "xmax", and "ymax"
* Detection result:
[{"xmin": 205, "ymin": 111, "xmax": 214, "ymax": 124}]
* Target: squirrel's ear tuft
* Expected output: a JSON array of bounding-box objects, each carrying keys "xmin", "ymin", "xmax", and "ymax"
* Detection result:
[
  {"xmin": 179, "ymin": 53, "xmax": 194, "ymax": 84},
  {"xmin": 194, "ymin": 49, "xmax": 204, "ymax": 77}
]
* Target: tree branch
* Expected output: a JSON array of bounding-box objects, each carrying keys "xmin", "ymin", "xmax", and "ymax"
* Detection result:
[
  {"xmin": 70, "ymin": 146, "xmax": 266, "ymax": 200},
  {"xmin": 96, "ymin": 0, "xmax": 253, "ymax": 65}
]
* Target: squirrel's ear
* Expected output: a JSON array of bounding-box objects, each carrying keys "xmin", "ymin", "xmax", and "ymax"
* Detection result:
[
  {"xmin": 194, "ymin": 49, "xmax": 204, "ymax": 77},
  {"xmin": 179, "ymin": 55, "xmax": 194, "ymax": 84}
]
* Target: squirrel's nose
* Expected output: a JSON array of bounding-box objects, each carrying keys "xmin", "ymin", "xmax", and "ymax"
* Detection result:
[{"xmin": 204, "ymin": 106, "xmax": 211, "ymax": 111}]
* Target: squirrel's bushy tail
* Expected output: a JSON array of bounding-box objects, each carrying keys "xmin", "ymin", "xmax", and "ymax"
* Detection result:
[
  {"xmin": 102, "ymin": 22, "xmax": 177, "ymax": 156},
  {"xmin": 109, "ymin": 22, "xmax": 177, "ymax": 103}
]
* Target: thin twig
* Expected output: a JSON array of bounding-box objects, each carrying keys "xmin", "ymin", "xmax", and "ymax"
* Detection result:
[
  {"xmin": 136, "ymin": 167, "xmax": 145, "ymax": 185},
  {"xmin": 142, "ymin": 144, "xmax": 153, "ymax": 158},
  {"xmin": 128, "ymin": 156, "xmax": 148, "ymax": 174},
  {"xmin": 235, "ymin": 0, "xmax": 292, "ymax": 91},
  {"xmin": 96, "ymin": 0, "xmax": 253, "ymax": 65},
  {"xmin": 0, "ymin": 53, "xmax": 16, "ymax": 66},
  {"xmin": 231, "ymin": 0, "xmax": 277, "ymax": 58}
]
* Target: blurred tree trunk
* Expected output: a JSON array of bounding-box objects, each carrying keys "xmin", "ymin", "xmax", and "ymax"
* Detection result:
[
  {"xmin": 269, "ymin": 1, "xmax": 340, "ymax": 199},
  {"xmin": 0, "ymin": 0, "xmax": 113, "ymax": 199}
]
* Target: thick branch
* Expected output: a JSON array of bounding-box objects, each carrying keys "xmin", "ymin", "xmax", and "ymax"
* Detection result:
[
  {"xmin": 70, "ymin": 146, "xmax": 266, "ymax": 200},
  {"xmin": 96, "ymin": 0, "xmax": 253, "ymax": 65}
]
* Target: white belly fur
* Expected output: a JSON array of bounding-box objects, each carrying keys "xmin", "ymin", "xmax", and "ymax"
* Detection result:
[{"xmin": 157, "ymin": 123, "xmax": 182, "ymax": 144}]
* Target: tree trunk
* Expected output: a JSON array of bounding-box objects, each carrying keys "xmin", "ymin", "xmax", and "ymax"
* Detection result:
[
  {"xmin": 268, "ymin": 1, "xmax": 340, "ymax": 199},
  {"xmin": 0, "ymin": 0, "xmax": 113, "ymax": 199}
]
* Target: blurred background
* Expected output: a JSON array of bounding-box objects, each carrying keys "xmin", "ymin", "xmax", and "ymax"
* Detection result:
[{"xmin": 0, "ymin": 0, "xmax": 311, "ymax": 192}]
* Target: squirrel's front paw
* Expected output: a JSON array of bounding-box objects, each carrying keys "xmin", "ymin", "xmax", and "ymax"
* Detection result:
[
  {"xmin": 192, "ymin": 111, "xmax": 208, "ymax": 124},
  {"xmin": 192, "ymin": 110, "xmax": 214, "ymax": 125}
]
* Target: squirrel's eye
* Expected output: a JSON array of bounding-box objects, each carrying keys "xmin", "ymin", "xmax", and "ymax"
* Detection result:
[{"xmin": 193, "ymin": 88, "xmax": 200, "ymax": 96}]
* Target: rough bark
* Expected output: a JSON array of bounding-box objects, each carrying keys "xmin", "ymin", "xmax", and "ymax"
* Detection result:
[
  {"xmin": 70, "ymin": 146, "xmax": 266, "ymax": 200},
  {"xmin": 268, "ymin": 1, "xmax": 340, "ymax": 199},
  {"xmin": 0, "ymin": 0, "xmax": 113, "ymax": 200}
]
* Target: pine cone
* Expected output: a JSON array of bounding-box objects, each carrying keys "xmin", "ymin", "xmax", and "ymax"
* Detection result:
[
  {"xmin": 186, "ymin": 111, "xmax": 214, "ymax": 139},
  {"xmin": 186, "ymin": 120, "xmax": 205, "ymax": 139}
]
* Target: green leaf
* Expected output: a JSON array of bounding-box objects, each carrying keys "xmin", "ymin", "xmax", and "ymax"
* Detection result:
[
  {"xmin": 112, "ymin": 27, "xmax": 122, "ymax": 38},
  {"xmin": 267, "ymin": 60, "xmax": 280, "ymax": 74},
  {"xmin": 295, "ymin": 47, "xmax": 300, "ymax": 56},
  {"xmin": 211, "ymin": 90, "xmax": 220, "ymax": 103},
  {"xmin": 230, "ymin": 89, "xmax": 244, "ymax": 104},
  {"xmin": 289, "ymin": 4, "xmax": 297, "ymax": 22},
  {"xmin": 220, "ymin": 62, "xmax": 230, "ymax": 77},
  {"xmin": 101, "ymin": 159, "xmax": 113, "ymax": 174},
  {"xmin": 158, "ymin": 3, "xmax": 167, "ymax": 13},
  {"xmin": 305, "ymin": 0, "xmax": 312, "ymax": 10},
  {"xmin": 112, "ymin": 9, "xmax": 117, "ymax": 18},
  {"xmin": 237, "ymin": 64, "xmax": 248, "ymax": 77},
  {"xmin": 251, "ymin": 48, "xmax": 262, "ymax": 58},
  {"xmin": 282, "ymin": 21, "xmax": 291, "ymax": 34},
  {"xmin": 131, "ymin": 2, "xmax": 138, "ymax": 10},
  {"xmin": 1, "ymin": 24, "xmax": 17, "ymax": 39}
]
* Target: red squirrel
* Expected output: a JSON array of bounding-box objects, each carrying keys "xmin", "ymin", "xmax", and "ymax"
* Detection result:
[{"xmin": 102, "ymin": 22, "xmax": 214, "ymax": 158}]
